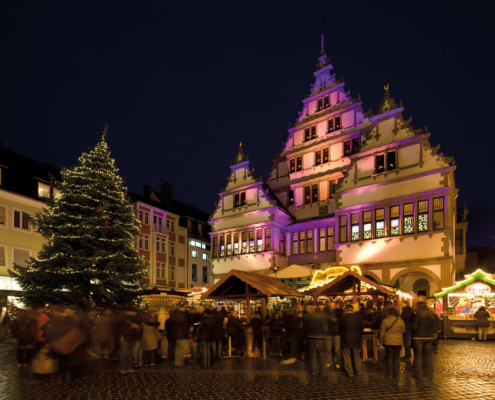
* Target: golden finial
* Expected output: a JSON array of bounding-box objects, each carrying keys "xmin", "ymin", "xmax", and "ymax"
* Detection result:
[
  {"xmin": 102, "ymin": 123, "xmax": 109, "ymax": 137},
  {"xmin": 383, "ymin": 84, "xmax": 389, "ymax": 91}
]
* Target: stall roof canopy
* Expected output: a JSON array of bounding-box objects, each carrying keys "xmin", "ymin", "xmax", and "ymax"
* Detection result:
[
  {"xmin": 434, "ymin": 269, "xmax": 495, "ymax": 298},
  {"xmin": 269, "ymin": 264, "xmax": 313, "ymax": 279},
  {"xmin": 313, "ymin": 270, "xmax": 397, "ymax": 298},
  {"xmin": 201, "ymin": 269, "xmax": 303, "ymax": 300}
]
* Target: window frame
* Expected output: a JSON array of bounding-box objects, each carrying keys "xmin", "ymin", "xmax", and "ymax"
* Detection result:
[
  {"xmin": 192, "ymin": 264, "xmax": 197, "ymax": 282},
  {"xmin": 433, "ymin": 197, "xmax": 445, "ymax": 230},
  {"xmin": 403, "ymin": 203, "xmax": 414, "ymax": 235},
  {"xmin": 170, "ymin": 265, "xmax": 175, "ymax": 282},
  {"xmin": 12, "ymin": 208, "xmax": 31, "ymax": 232},
  {"xmin": 390, "ymin": 205, "xmax": 400, "ymax": 236},
  {"xmin": 315, "ymin": 150, "xmax": 322, "ymax": 166},
  {"xmin": 375, "ymin": 208, "xmax": 385, "ymax": 238},
  {"xmin": 363, "ymin": 211, "xmax": 372, "ymax": 240},
  {"xmin": 296, "ymin": 157, "xmax": 303, "ymax": 171},
  {"xmin": 339, "ymin": 215, "xmax": 348, "ymax": 243},
  {"xmin": 288, "ymin": 189, "xmax": 294, "ymax": 206},
  {"xmin": 12, "ymin": 246, "xmax": 31, "ymax": 269},
  {"xmin": 0, "ymin": 204, "xmax": 7, "ymax": 228},
  {"xmin": 418, "ymin": 200, "xmax": 429, "ymax": 232},
  {"xmin": 351, "ymin": 213, "xmax": 360, "ymax": 241},
  {"xmin": 192, "ymin": 249, "xmax": 198, "ymax": 258},
  {"xmin": 292, "ymin": 232, "xmax": 298, "ymax": 255},
  {"xmin": 0, "ymin": 244, "xmax": 7, "ymax": 267}
]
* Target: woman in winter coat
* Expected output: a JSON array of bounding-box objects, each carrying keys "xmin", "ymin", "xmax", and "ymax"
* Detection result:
[
  {"xmin": 380, "ymin": 307, "xmax": 406, "ymax": 378},
  {"xmin": 475, "ymin": 306, "xmax": 491, "ymax": 341},
  {"xmin": 141, "ymin": 310, "xmax": 160, "ymax": 367}
]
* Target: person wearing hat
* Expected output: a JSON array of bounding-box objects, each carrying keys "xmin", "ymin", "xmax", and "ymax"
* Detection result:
[
  {"xmin": 340, "ymin": 304, "xmax": 364, "ymax": 378},
  {"xmin": 380, "ymin": 307, "xmax": 406, "ymax": 378}
]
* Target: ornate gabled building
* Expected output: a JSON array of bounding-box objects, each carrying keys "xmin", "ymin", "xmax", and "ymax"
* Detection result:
[{"xmin": 209, "ymin": 37, "xmax": 467, "ymax": 297}]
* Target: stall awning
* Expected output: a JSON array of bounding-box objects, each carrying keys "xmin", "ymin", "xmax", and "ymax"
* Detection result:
[
  {"xmin": 201, "ymin": 269, "xmax": 303, "ymax": 300},
  {"xmin": 434, "ymin": 269, "xmax": 495, "ymax": 298},
  {"xmin": 269, "ymin": 264, "xmax": 313, "ymax": 279}
]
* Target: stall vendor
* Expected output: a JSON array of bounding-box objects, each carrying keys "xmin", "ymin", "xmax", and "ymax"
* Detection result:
[{"xmin": 460, "ymin": 302, "xmax": 475, "ymax": 315}]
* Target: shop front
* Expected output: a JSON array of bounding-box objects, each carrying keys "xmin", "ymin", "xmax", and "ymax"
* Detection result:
[{"xmin": 434, "ymin": 269, "xmax": 495, "ymax": 339}]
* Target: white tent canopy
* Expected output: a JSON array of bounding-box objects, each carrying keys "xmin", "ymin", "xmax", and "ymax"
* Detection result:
[{"xmin": 269, "ymin": 264, "xmax": 313, "ymax": 279}]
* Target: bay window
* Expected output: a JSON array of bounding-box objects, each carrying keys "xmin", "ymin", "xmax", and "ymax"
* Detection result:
[
  {"xmin": 299, "ymin": 231, "xmax": 306, "ymax": 254},
  {"xmin": 319, "ymin": 228, "xmax": 326, "ymax": 252},
  {"xmin": 390, "ymin": 205, "xmax": 400, "ymax": 236},
  {"xmin": 226, "ymin": 234, "xmax": 232, "ymax": 256},
  {"xmin": 280, "ymin": 232, "xmax": 285, "ymax": 255},
  {"xmin": 375, "ymin": 208, "xmax": 385, "ymax": 237},
  {"xmin": 404, "ymin": 203, "xmax": 414, "ymax": 234},
  {"xmin": 339, "ymin": 215, "xmax": 348, "ymax": 243},
  {"xmin": 351, "ymin": 214, "xmax": 360, "ymax": 241},
  {"xmin": 256, "ymin": 229, "xmax": 263, "ymax": 252},
  {"xmin": 307, "ymin": 230, "xmax": 313, "ymax": 253},
  {"xmin": 242, "ymin": 232, "xmax": 247, "ymax": 253},
  {"xmin": 249, "ymin": 231, "xmax": 255, "ymax": 253},
  {"xmin": 265, "ymin": 228, "xmax": 271, "ymax": 251},
  {"xmin": 292, "ymin": 232, "xmax": 298, "ymax": 255},
  {"xmin": 234, "ymin": 233, "xmax": 239, "ymax": 255},
  {"xmin": 220, "ymin": 236, "xmax": 225, "ymax": 257},
  {"xmin": 363, "ymin": 211, "xmax": 372, "ymax": 239},
  {"xmin": 327, "ymin": 227, "xmax": 334, "ymax": 250},
  {"xmin": 418, "ymin": 200, "xmax": 429, "ymax": 232},
  {"xmin": 433, "ymin": 197, "xmax": 444, "ymax": 229}
]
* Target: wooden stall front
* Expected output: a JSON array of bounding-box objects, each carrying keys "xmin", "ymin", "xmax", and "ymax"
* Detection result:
[{"xmin": 434, "ymin": 269, "xmax": 495, "ymax": 339}]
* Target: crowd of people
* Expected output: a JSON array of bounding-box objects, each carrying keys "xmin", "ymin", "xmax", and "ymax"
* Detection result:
[{"xmin": 7, "ymin": 295, "xmax": 489, "ymax": 378}]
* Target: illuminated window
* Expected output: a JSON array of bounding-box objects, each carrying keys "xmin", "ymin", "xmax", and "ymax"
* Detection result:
[
  {"xmin": 339, "ymin": 215, "xmax": 348, "ymax": 243},
  {"xmin": 13, "ymin": 248, "xmax": 30, "ymax": 268},
  {"xmin": 323, "ymin": 148, "xmax": 329, "ymax": 163},
  {"xmin": 376, "ymin": 155, "xmax": 385, "ymax": 173},
  {"xmin": 242, "ymin": 232, "xmax": 247, "ymax": 253},
  {"xmin": 296, "ymin": 157, "xmax": 302, "ymax": 171},
  {"xmin": 317, "ymin": 98, "xmax": 323, "ymax": 111},
  {"xmin": 319, "ymin": 228, "xmax": 326, "ymax": 252},
  {"xmin": 256, "ymin": 229, "xmax": 263, "ymax": 252},
  {"xmin": 363, "ymin": 211, "xmax": 372, "ymax": 239},
  {"xmin": 292, "ymin": 232, "xmax": 298, "ymax": 255},
  {"xmin": 249, "ymin": 230, "xmax": 255, "ymax": 253},
  {"xmin": 418, "ymin": 200, "xmax": 429, "ymax": 232},
  {"xmin": 304, "ymin": 186, "xmax": 311, "ymax": 205},
  {"xmin": 226, "ymin": 234, "xmax": 232, "ymax": 256},
  {"xmin": 351, "ymin": 214, "xmax": 360, "ymax": 241},
  {"xmin": 335, "ymin": 116, "xmax": 341, "ymax": 130},
  {"xmin": 327, "ymin": 227, "xmax": 334, "ymax": 250},
  {"xmin": 324, "ymin": 96, "xmax": 329, "ymax": 108},
  {"xmin": 299, "ymin": 231, "xmax": 306, "ymax": 254},
  {"xmin": 38, "ymin": 182, "xmax": 50, "ymax": 198},
  {"xmin": 312, "ymin": 184, "xmax": 318, "ymax": 203},
  {"xmin": 201, "ymin": 243, "xmax": 206, "ymax": 249},
  {"xmin": 234, "ymin": 193, "xmax": 240, "ymax": 207},
  {"xmin": 433, "ymin": 197, "xmax": 444, "ymax": 229},
  {"xmin": 265, "ymin": 228, "xmax": 271, "ymax": 251},
  {"xmin": 220, "ymin": 236, "xmax": 225, "ymax": 257},
  {"xmin": 192, "ymin": 264, "xmax": 197, "ymax": 282},
  {"xmin": 315, "ymin": 150, "xmax": 322, "ymax": 166},
  {"xmin": 213, "ymin": 237, "xmax": 218, "ymax": 258},
  {"xmin": 288, "ymin": 190, "xmax": 294, "ymax": 206},
  {"xmin": 375, "ymin": 209, "xmax": 385, "ymax": 238},
  {"xmin": 343, "ymin": 140, "xmax": 351, "ymax": 157},
  {"xmin": 307, "ymin": 230, "xmax": 313, "ymax": 253},
  {"xmin": 328, "ymin": 119, "xmax": 334, "ymax": 133},
  {"xmin": 280, "ymin": 231, "xmax": 285, "ymax": 255},
  {"xmin": 203, "ymin": 253, "xmax": 208, "ymax": 261},
  {"xmin": 157, "ymin": 237, "xmax": 166, "ymax": 253},
  {"xmin": 290, "ymin": 159, "xmax": 295, "ymax": 173},
  {"xmin": 404, "ymin": 203, "xmax": 414, "ymax": 234},
  {"xmin": 0, "ymin": 205, "xmax": 5, "ymax": 226},
  {"xmin": 311, "ymin": 126, "xmax": 316, "ymax": 139},
  {"xmin": 53, "ymin": 188, "xmax": 61, "ymax": 198},
  {"xmin": 240, "ymin": 192, "xmax": 246, "ymax": 206},
  {"xmin": 305, "ymin": 128, "xmax": 310, "ymax": 141},
  {"xmin": 156, "ymin": 262, "xmax": 165, "ymax": 280},
  {"xmin": 170, "ymin": 265, "xmax": 175, "ymax": 282},
  {"xmin": 390, "ymin": 206, "xmax": 400, "ymax": 236},
  {"xmin": 233, "ymin": 233, "xmax": 239, "ymax": 255}
]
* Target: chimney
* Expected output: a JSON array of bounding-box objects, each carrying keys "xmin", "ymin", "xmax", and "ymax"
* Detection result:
[
  {"xmin": 160, "ymin": 182, "xmax": 173, "ymax": 208},
  {"xmin": 143, "ymin": 184, "xmax": 151, "ymax": 199}
]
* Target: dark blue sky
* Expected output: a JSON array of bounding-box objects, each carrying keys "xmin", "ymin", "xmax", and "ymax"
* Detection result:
[{"xmin": 1, "ymin": 1, "xmax": 494, "ymax": 247}]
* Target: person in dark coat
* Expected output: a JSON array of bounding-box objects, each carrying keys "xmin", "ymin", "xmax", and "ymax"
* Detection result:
[
  {"xmin": 226, "ymin": 310, "xmax": 245, "ymax": 350},
  {"xmin": 211, "ymin": 307, "xmax": 225, "ymax": 359},
  {"xmin": 340, "ymin": 305, "xmax": 364, "ymax": 378},
  {"xmin": 411, "ymin": 301, "xmax": 434, "ymax": 378},
  {"xmin": 475, "ymin": 306, "xmax": 491, "ymax": 341},
  {"xmin": 170, "ymin": 305, "xmax": 190, "ymax": 367},
  {"xmin": 303, "ymin": 306, "xmax": 331, "ymax": 375},
  {"xmin": 400, "ymin": 300, "xmax": 414, "ymax": 359},
  {"xmin": 281, "ymin": 309, "xmax": 295, "ymax": 357},
  {"xmin": 269, "ymin": 312, "xmax": 284, "ymax": 358},
  {"xmin": 164, "ymin": 313, "xmax": 175, "ymax": 359},
  {"xmin": 250, "ymin": 312, "xmax": 263, "ymax": 352},
  {"xmin": 114, "ymin": 309, "xmax": 143, "ymax": 375},
  {"xmin": 198, "ymin": 313, "xmax": 215, "ymax": 367},
  {"xmin": 10, "ymin": 310, "xmax": 37, "ymax": 367},
  {"xmin": 334, "ymin": 302, "xmax": 344, "ymax": 319}
]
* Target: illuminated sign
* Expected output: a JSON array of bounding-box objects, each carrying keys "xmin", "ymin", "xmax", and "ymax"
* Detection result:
[{"xmin": 466, "ymin": 282, "xmax": 491, "ymax": 295}]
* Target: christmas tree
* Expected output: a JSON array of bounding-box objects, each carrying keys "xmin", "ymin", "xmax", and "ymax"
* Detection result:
[{"xmin": 10, "ymin": 127, "xmax": 146, "ymax": 309}]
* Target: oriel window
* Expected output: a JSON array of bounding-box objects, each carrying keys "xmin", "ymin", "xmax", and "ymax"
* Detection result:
[
  {"xmin": 324, "ymin": 96, "xmax": 329, "ymax": 108},
  {"xmin": 280, "ymin": 231, "xmax": 285, "ymax": 255},
  {"xmin": 234, "ymin": 193, "xmax": 240, "ymax": 208},
  {"xmin": 317, "ymin": 99, "xmax": 323, "ymax": 111},
  {"xmin": 265, "ymin": 228, "xmax": 271, "ymax": 251},
  {"xmin": 387, "ymin": 152, "xmax": 396, "ymax": 170},
  {"xmin": 335, "ymin": 116, "xmax": 341, "ymax": 130},
  {"xmin": 242, "ymin": 231, "xmax": 247, "ymax": 254},
  {"xmin": 290, "ymin": 159, "xmax": 295, "ymax": 173},
  {"xmin": 305, "ymin": 128, "xmax": 310, "ymax": 141},
  {"xmin": 328, "ymin": 119, "xmax": 334, "ymax": 133},
  {"xmin": 319, "ymin": 228, "xmax": 326, "ymax": 252},
  {"xmin": 351, "ymin": 213, "xmax": 360, "ymax": 241},
  {"xmin": 307, "ymin": 230, "xmax": 313, "ymax": 253},
  {"xmin": 296, "ymin": 157, "xmax": 302, "ymax": 171},
  {"xmin": 339, "ymin": 215, "xmax": 348, "ymax": 243},
  {"xmin": 249, "ymin": 230, "xmax": 255, "ymax": 253},
  {"xmin": 418, "ymin": 200, "xmax": 429, "ymax": 232},
  {"xmin": 311, "ymin": 126, "xmax": 316, "ymax": 139},
  {"xmin": 315, "ymin": 150, "xmax": 322, "ymax": 166},
  {"xmin": 299, "ymin": 231, "xmax": 306, "ymax": 254},
  {"xmin": 363, "ymin": 211, "xmax": 372, "ymax": 239},
  {"xmin": 226, "ymin": 234, "xmax": 232, "ymax": 256},
  {"xmin": 240, "ymin": 192, "xmax": 246, "ymax": 206},
  {"xmin": 288, "ymin": 190, "xmax": 294, "ymax": 205},
  {"xmin": 343, "ymin": 141, "xmax": 351, "ymax": 157},
  {"xmin": 234, "ymin": 233, "xmax": 239, "ymax": 255},
  {"xmin": 220, "ymin": 236, "xmax": 225, "ymax": 257},
  {"xmin": 256, "ymin": 228, "xmax": 263, "ymax": 252},
  {"xmin": 323, "ymin": 148, "xmax": 329, "ymax": 163},
  {"xmin": 304, "ymin": 186, "xmax": 311, "ymax": 204},
  {"xmin": 312, "ymin": 184, "xmax": 318, "ymax": 203},
  {"xmin": 292, "ymin": 232, "xmax": 298, "ymax": 255},
  {"xmin": 376, "ymin": 155, "xmax": 385, "ymax": 173},
  {"xmin": 375, "ymin": 208, "xmax": 385, "ymax": 237},
  {"xmin": 404, "ymin": 203, "xmax": 414, "ymax": 234},
  {"xmin": 327, "ymin": 227, "xmax": 334, "ymax": 250},
  {"xmin": 433, "ymin": 197, "xmax": 444, "ymax": 229},
  {"xmin": 390, "ymin": 205, "xmax": 400, "ymax": 236}
]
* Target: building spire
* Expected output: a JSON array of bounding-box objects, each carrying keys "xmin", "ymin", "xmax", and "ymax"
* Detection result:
[
  {"xmin": 320, "ymin": 13, "xmax": 327, "ymax": 55},
  {"xmin": 232, "ymin": 141, "xmax": 248, "ymax": 165}
]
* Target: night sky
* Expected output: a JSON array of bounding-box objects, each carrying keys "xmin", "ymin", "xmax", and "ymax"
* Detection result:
[{"xmin": 1, "ymin": 1, "xmax": 494, "ymax": 247}]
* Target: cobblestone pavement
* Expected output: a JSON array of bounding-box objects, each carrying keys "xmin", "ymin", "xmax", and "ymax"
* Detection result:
[{"xmin": 1, "ymin": 339, "xmax": 495, "ymax": 400}]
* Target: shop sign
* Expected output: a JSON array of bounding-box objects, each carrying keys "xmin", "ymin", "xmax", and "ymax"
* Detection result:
[{"xmin": 466, "ymin": 282, "xmax": 491, "ymax": 295}]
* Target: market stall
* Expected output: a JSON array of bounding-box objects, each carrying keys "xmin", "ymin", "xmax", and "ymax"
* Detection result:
[{"xmin": 434, "ymin": 269, "xmax": 495, "ymax": 339}]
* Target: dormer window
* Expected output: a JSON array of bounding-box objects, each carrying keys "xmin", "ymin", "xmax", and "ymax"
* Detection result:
[
  {"xmin": 323, "ymin": 148, "xmax": 329, "ymax": 163},
  {"xmin": 387, "ymin": 152, "xmax": 396, "ymax": 170},
  {"xmin": 296, "ymin": 157, "xmax": 302, "ymax": 171},
  {"xmin": 324, "ymin": 96, "xmax": 329, "ymax": 108},
  {"xmin": 376, "ymin": 155, "xmax": 385, "ymax": 172},
  {"xmin": 234, "ymin": 193, "xmax": 240, "ymax": 207},
  {"xmin": 375, "ymin": 150, "xmax": 397, "ymax": 173},
  {"xmin": 240, "ymin": 192, "xmax": 246, "ymax": 206},
  {"xmin": 315, "ymin": 151, "xmax": 322, "ymax": 166},
  {"xmin": 38, "ymin": 182, "xmax": 50, "ymax": 198}
]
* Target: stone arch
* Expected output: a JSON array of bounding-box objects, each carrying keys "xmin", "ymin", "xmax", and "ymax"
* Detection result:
[
  {"xmin": 390, "ymin": 267, "xmax": 441, "ymax": 293},
  {"xmin": 363, "ymin": 271, "xmax": 382, "ymax": 284}
]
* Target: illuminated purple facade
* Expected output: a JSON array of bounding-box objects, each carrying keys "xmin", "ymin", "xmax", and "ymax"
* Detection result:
[{"xmin": 209, "ymin": 35, "xmax": 468, "ymax": 295}]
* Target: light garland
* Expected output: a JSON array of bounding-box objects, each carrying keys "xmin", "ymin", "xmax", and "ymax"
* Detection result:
[{"xmin": 434, "ymin": 269, "xmax": 495, "ymax": 298}]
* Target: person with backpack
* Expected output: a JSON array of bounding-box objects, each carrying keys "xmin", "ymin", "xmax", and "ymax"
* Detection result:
[
  {"xmin": 411, "ymin": 297, "xmax": 435, "ymax": 378},
  {"xmin": 380, "ymin": 307, "xmax": 406, "ymax": 378}
]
